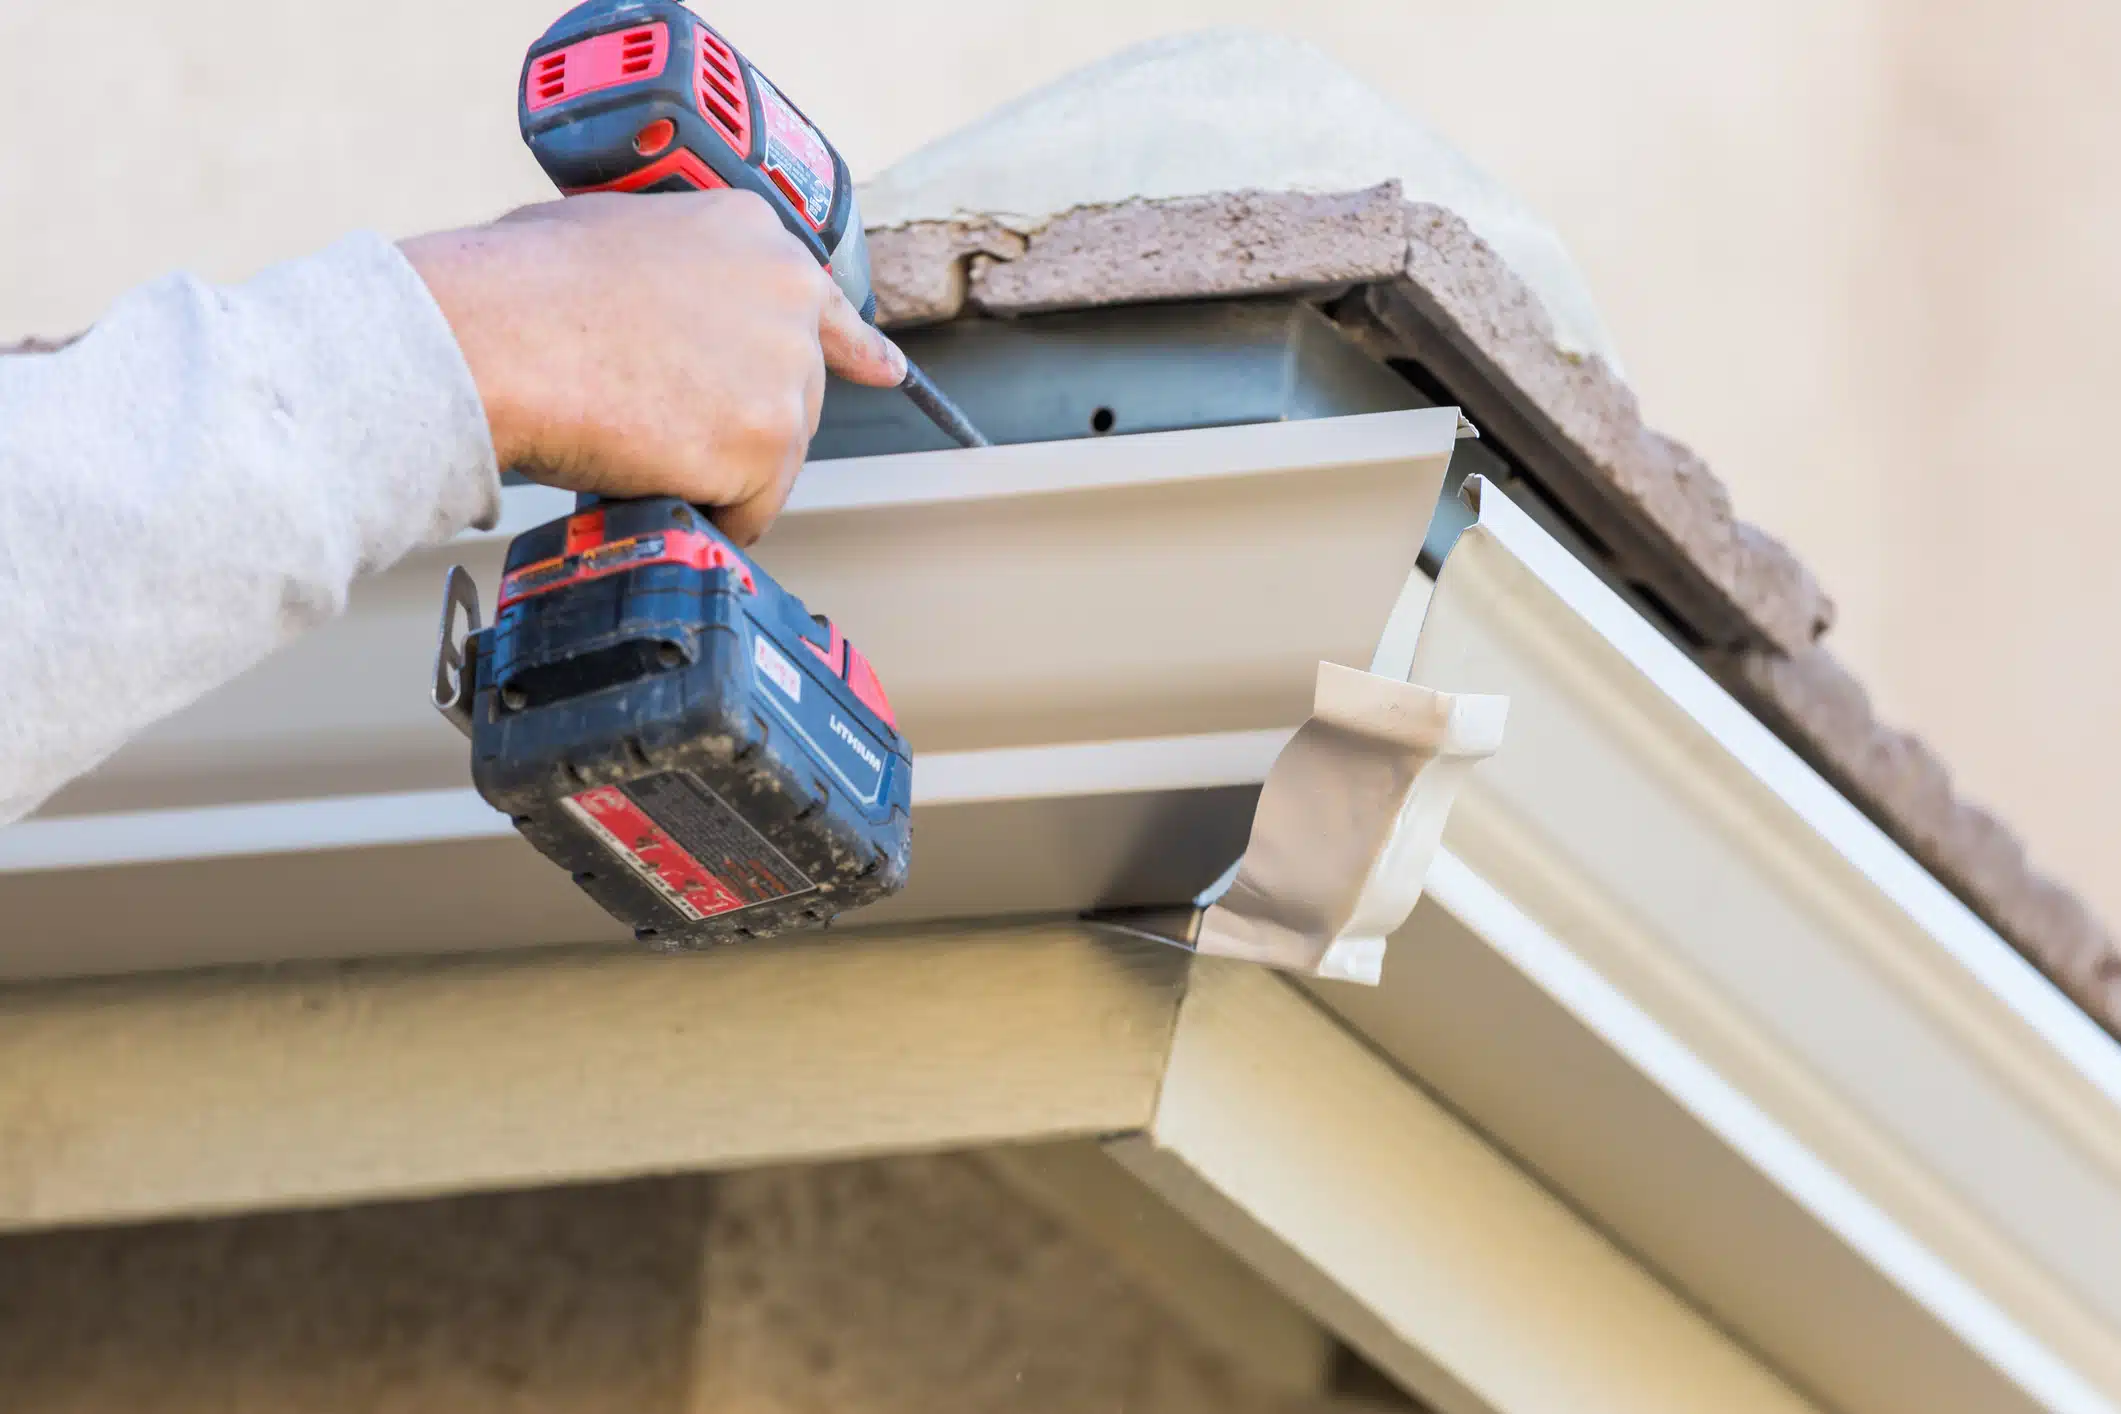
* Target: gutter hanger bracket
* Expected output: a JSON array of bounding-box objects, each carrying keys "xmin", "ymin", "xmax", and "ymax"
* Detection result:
[{"xmin": 1188, "ymin": 659, "xmax": 1508, "ymax": 986}]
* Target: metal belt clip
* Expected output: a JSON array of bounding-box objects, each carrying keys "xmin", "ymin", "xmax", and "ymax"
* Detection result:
[{"xmin": 431, "ymin": 565, "xmax": 483, "ymax": 740}]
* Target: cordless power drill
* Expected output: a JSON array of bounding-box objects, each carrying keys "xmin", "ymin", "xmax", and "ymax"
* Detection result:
[
  {"xmin": 433, "ymin": 0, "xmax": 974, "ymax": 946},
  {"xmin": 520, "ymin": 0, "xmax": 985, "ymax": 448}
]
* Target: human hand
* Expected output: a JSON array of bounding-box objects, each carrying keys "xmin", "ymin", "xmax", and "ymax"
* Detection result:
[{"xmin": 401, "ymin": 190, "xmax": 905, "ymax": 545}]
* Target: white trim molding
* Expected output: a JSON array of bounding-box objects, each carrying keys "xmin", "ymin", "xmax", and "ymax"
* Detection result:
[{"xmin": 1309, "ymin": 477, "xmax": 2121, "ymax": 1414}]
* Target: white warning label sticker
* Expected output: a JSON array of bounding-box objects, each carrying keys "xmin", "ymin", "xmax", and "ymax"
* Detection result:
[{"xmin": 754, "ymin": 634, "xmax": 802, "ymax": 701}]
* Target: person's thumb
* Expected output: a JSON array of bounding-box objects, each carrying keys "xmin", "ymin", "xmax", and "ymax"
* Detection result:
[{"xmin": 819, "ymin": 287, "xmax": 907, "ymax": 389}]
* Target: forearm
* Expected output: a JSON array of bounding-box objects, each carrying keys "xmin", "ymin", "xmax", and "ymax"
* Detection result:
[{"xmin": 0, "ymin": 232, "xmax": 500, "ymax": 822}]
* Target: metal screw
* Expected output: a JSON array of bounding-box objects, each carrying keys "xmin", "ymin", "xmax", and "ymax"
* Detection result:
[
  {"xmin": 499, "ymin": 683, "xmax": 528, "ymax": 712},
  {"xmin": 656, "ymin": 642, "xmax": 684, "ymax": 669}
]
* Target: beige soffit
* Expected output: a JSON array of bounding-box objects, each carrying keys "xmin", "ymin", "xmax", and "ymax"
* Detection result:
[
  {"xmin": 0, "ymin": 411, "xmax": 1457, "ymax": 979},
  {"xmin": 975, "ymin": 1139, "xmax": 1336, "ymax": 1397},
  {"xmin": 863, "ymin": 181, "xmax": 2120, "ymax": 1043},
  {"xmin": 0, "ymin": 915, "xmax": 1817, "ymax": 1414}
]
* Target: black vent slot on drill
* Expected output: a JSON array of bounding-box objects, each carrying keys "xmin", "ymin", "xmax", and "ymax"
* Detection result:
[{"xmin": 501, "ymin": 639, "xmax": 683, "ymax": 712}]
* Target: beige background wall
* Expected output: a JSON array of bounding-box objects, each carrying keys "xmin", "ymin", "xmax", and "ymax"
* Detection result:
[
  {"xmin": 0, "ymin": 1156, "xmax": 1388, "ymax": 1413},
  {"xmin": 2, "ymin": 1, "xmax": 2112, "ymax": 926}
]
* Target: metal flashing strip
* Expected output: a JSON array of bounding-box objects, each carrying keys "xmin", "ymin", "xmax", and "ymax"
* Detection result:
[
  {"xmin": 478, "ymin": 403, "xmax": 1451, "ymax": 542},
  {"xmin": 789, "ymin": 413, "xmax": 1443, "ymax": 512},
  {"xmin": 1311, "ymin": 476, "xmax": 2121, "ymax": 1414},
  {"xmin": 810, "ymin": 300, "xmax": 1425, "ymax": 459}
]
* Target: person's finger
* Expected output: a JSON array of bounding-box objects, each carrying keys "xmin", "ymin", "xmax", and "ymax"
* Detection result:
[
  {"xmin": 710, "ymin": 445, "xmax": 802, "ymax": 546},
  {"xmin": 801, "ymin": 318, "xmax": 831, "ymax": 436},
  {"xmin": 716, "ymin": 330, "xmax": 828, "ymax": 544},
  {"xmin": 818, "ymin": 287, "xmax": 907, "ymax": 388}
]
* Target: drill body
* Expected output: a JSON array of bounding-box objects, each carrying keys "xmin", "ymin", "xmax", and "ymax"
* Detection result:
[
  {"xmin": 434, "ymin": 1, "xmax": 961, "ymax": 945},
  {"xmin": 519, "ymin": 0, "xmax": 876, "ymax": 317}
]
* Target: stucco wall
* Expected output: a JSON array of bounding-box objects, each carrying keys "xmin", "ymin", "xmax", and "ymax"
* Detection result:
[
  {"xmin": 0, "ymin": 1178, "xmax": 710, "ymax": 1412},
  {"xmin": 1861, "ymin": 2, "xmax": 2121, "ymax": 922},
  {"xmin": 0, "ymin": 1158, "xmax": 1387, "ymax": 1413},
  {"xmin": 1, "ymin": 0, "xmax": 2110, "ymax": 927}
]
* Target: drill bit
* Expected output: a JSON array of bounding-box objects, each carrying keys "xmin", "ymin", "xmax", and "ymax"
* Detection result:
[{"xmin": 899, "ymin": 359, "xmax": 990, "ymax": 449}]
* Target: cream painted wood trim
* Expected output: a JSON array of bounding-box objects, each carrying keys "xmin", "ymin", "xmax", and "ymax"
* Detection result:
[
  {"xmin": 1110, "ymin": 957, "xmax": 1822, "ymax": 1414},
  {"xmin": 0, "ymin": 923, "xmax": 1185, "ymax": 1233},
  {"xmin": 977, "ymin": 1139, "xmax": 1333, "ymax": 1396}
]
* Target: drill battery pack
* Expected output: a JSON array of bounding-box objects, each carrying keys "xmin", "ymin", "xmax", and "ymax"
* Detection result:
[{"xmin": 434, "ymin": 497, "xmax": 912, "ymax": 946}]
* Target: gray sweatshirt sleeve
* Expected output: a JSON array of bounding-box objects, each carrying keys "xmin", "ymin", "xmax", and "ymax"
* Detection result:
[{"xmin": 0, "ymin": 231, "xmax": 501, "ymax": 823}]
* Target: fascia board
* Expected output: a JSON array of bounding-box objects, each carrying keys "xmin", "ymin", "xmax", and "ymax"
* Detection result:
[
  {"xmin": 0, "ymin": 730, "xmax": 1285, "ymax": 980},
  {"xmin": 0, "ymin": 921, "xmax": 1188, "ymax": 1233},
  {"xmin": 1314, "ymin": 476, "xmax": 2121, "ymax": 1414}
]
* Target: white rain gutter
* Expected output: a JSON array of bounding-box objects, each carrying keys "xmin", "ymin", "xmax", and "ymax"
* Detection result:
[
  {"xmin": 1311, "ymin": 477, "xmax": 2121, "ymax": 1414},
  {"xmin": 0, "ymin": 411, "xmax": 1456, "ymax": 977}
]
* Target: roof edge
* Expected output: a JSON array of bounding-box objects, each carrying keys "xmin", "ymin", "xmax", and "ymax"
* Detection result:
[
  {"xmin": 865, "ymin": 187, "xmax": 2121, "ymax": 1041},
  {"xmin": 870, "ymin": 182, "xmax": 1409, "ymax": 329}
]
